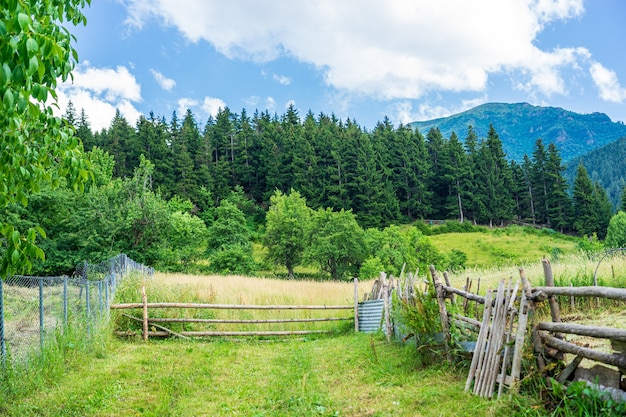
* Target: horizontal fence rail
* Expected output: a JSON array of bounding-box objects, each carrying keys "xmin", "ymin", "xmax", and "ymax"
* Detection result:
[{"xmin": 111, "ymin": 302, "xmax": 353, "ymax": 310}]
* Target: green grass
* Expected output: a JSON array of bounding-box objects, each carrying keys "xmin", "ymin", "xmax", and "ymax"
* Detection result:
[
  {"xmin": 0, "ymin": 334, "xmax": 513, "ymax": 417},
  {"xmin": 429, "ymin": 228, "xmax": 579, "ymax": 268}
]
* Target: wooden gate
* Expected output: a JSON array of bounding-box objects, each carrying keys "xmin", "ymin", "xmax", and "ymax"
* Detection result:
[{"xmin": 111, "ymin": 286, "xmax": 357, "ymax": 340}]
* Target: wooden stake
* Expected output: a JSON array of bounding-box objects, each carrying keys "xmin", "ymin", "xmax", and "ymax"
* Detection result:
[
  {"xmin": 542, "ymin": 258, "xmax": 561, "ymax": 325},
  {"xmin": 141, "ymin": 285, "xmax": 148, "ymax": 341},
  {"xmin": 465, "ymin": 289, "xmax": 493, "ymax": 392},
  {"xmin": 354, "ymin": 278, "xmax": 359, "ymax": 332},
  {"xmin": 429, "ymin": 265, "xmax": 451, "ymax": 360}
]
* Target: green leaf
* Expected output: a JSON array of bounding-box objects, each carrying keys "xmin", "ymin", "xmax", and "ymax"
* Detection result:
[
  {"xmin": 17, "ymin": 13, "xmax": 30, "ymax": 31},
  {"xmin": 0, "ymin": 64, "xmax": 10, "ymax": 87},
  {"xmin": 26, "ymin": 37, "xmax": 38, "ymax": 55},
  {"xmin": 28, "ymin": 55, "xmax": 39, "ymax": 75},
  {"xmin": 11, "ymin": 249, "xmax": 20, "ymax": 266},
  {"xmin": 11, "ymin": 230, "xmax": 20, "ymax": 245},
  {"xmin": 3, "ymin": 88, "xmax": 14, "ymax": 110}
]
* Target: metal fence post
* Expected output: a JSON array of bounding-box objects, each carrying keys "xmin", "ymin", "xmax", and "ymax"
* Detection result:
[
  {"xmin": 98, "ymin": 281, "xmax": 103, "ymax": 317},
  {"xmin": 39, "ymin": 278, "xmax": 44, "ymax": 350},
  {"xmin": 105, "ymin": 275, "xmax": 109, "ymax": 309},
  {"xmin": 0, "ymin": 278, "xmax": 5, "ymax": 368},
  {"xmin": 63, "ymin": 276, "xmax": 68, "ymax": 329},
  {"xmin": 86, "ymin": 281, "xmax": 91, "ymax": 336}
]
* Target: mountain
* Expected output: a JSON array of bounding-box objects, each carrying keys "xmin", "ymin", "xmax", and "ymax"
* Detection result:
[
  {"xmin": 564, "ymin": 136, "xmax": 626, "ymax": 209},
  {"xmin": 410, "ymin": 102, "xmax": 626, "ymax": 162}
]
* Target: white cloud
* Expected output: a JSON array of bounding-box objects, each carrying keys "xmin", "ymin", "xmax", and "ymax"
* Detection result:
[
  {"xmin": 177, "ymin": 98, "xmax": 199, "ymax": 116},
  {"xmin": 56, "ymin": 63, "xmax": 142, "ymax": 131},
  {"xmin": 590, "ymin": 62, "xmax": 626, "ymax": 103},
  {"xmin": 388, "ymin": 98, "xmax": 489, "ymax": 126},
  {"xmin": 123, "ymin": 0, "xmax": 588, "ymax": 101},
  {"xmin": 273, "ymin": 74, "xmax": 291, "ymax": 85},
  {"xmin": 151, "ymin": 69, "xmax": 176, "ymax": 91},
  {"xmin": 201, "ymin": 96, "xmax": 227, "ymax": 117},
  {"xmin": 243, "ymin": 96, "xmax": 276, "ymax": 112}
]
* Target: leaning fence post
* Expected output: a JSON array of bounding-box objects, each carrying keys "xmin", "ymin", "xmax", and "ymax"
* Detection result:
[
  {"xmin": 381, "ymin": 272, "xmax": 391, "ymax": 342},
  {"xmin": 39, "ymin": 278, "xmax": 44, "ymax": 351},
  {"xmin": 542, "ymin": 258, "xmax": 560, "ymax": 322},
  {"xmin": 0, "ymin": 278, "xmax": 5, "ymax": 368},
  {"xmin": 353, "ymin": 278, "xmax": 359, "ymax": 332}
]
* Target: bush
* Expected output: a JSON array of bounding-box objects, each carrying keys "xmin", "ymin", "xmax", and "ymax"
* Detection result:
[
  {"xmin": 209, "ymin": 244, "xmax": 257, "ymax": 275},
  {"xmin": 359, "ymin": 256, "xmax": 386, "ymax": 280}
]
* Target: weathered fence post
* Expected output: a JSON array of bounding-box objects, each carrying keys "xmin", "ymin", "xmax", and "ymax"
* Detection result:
[
  {"xmin": 429, "ymin": 265, "xmax": 451, "ymax": 360},
  {"xmin": 381, "ymin": 272, "xmax": 391, "ymax": 342},
  {"xmin": 353, "ymin": 278, "xmax": 359, "ymax": 332},
  {"xmin": 542, "ymin": 258, "xmax": 561, "ymax": 324},
  {"xmin": 142, "ymin": 285, "xmax": 148, "ymax": 341}
]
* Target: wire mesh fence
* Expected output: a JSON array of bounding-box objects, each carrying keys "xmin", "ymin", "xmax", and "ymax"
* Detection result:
[{"xmin": 0, "ymin": 254, "xmax": 152, "ymax": 366}]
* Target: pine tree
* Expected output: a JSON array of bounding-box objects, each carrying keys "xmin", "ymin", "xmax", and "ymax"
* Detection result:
[
  {"xmin": 426, "ymin": 128, "xmax": 448, "ymax": 219},
  {"xmin": 572, "ymin": 162, "xmax": 597, "ymax": 237},
  {"xmin": 593, "ymin": 181, "xmax": 613, "ymax": 239},
  {"xmin": 531, "ymin": 139, "xmax": 549, "ymax": 225},
  {"xmin": 443, "ymin": 132, "xmax": 470, "ymax": 222},
  {"xmin": 545, "ymin": 143, "xmax": 572, "ymax": 232}
]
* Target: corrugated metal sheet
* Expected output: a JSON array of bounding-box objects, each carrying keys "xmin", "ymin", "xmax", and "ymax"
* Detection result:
[{"xmin": 358, "ymin": 299, "xmax": 384, "ymax": 333}]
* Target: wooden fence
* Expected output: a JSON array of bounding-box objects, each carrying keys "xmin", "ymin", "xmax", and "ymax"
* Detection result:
[
  {"xmin": 426, "ymin": 260, "xmax": 626, "ymax": 400},
  {"xmin": 111, "ymin": 285, "xmax": 358, "ymax": 340}
]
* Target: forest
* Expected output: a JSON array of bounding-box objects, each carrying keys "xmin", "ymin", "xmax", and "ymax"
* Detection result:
[{"xmin": 1, "ymin": 102, "xmax": 619, "ymax": 278}]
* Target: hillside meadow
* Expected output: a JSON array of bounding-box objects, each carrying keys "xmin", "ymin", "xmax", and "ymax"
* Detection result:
[{"xmin": 2, "ymin": 230, "xmax": 626, "ymax": 416}]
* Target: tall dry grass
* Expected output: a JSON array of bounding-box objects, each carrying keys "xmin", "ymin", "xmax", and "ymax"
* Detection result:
[
  {"xmin": 153, "ymin": 272, "xmax": 373, "ymax": 306},
  {"xmin": 122, "ymin": 273, "xmax": 376, "ymax": 333}
]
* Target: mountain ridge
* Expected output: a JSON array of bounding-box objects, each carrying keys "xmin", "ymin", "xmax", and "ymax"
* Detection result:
[{"xmin": 410, "ymin": 102, "xmax": 626, "ymax": 162}]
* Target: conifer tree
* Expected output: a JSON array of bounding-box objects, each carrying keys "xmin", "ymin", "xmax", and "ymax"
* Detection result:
[{"xmin": 573, "ymin": 162, "xmax": 597, "ymax": 236}]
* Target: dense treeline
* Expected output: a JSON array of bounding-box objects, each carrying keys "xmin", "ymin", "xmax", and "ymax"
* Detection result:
[
  {"xmin": 2, "ymin": 103, "xmax": 616, "ymax": 278},
  {"xmin": 72, "ymin": 103, "xmax": 612, "ymax": 236}
]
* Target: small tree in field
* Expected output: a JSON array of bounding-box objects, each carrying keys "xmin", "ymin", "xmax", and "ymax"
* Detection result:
[
  {"xmin": 263, "ymin": 190, "xmax": 311, "ymax": 279},
  {"xmin": 605, "ymin": 211, "xmax": 626, "ymax": 249},
  {"xmin": 306, "ymin": 208, "xmax": 366, "ymax": 280}
]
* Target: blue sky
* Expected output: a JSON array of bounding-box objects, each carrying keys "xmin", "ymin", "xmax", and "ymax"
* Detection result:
[{"xmin": 58, "ymin": 0, "xmax": 626, "ymax": 132}]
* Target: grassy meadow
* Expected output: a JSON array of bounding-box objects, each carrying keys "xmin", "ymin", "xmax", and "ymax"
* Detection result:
[{"xmin": 2, "ymin": 226, "xmax": 626, "ymax": 416}]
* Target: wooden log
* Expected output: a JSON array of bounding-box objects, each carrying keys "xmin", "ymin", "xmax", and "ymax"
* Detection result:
[
  {"xmin": 497, "ymin": 280, "xmax": 520, "ymax": 398},
  {"xmin": 510, "ymin": 269, "xmax": 532, "ymax": 388},
  {"xmin": 480, "ymin": 280, "xmax": 508, "ymax": 398},
  {"xmin": 463, "ymin": 277, "xmax": 472, "ymax": 315},
  {"xmin": 111, "ymin": 302, "xmax": 354, "ymax": 310},
  {"xmin": 557, "ymin": 355, "xmax": 584, "ymax": 384},
  {"xmin": 475, "ymin": 277, "xmax": 481, "ymax": 321},
  {"xmin": 147, "ymin": 317, "xmax": 352, "ymax": 324},
  {"xmin": 453, "ymin": 313, "xmax": 481, "ymax": 330},
  {"xmin": 465, "ymin": 289, "xmax": 493, "ymax": 392},
  {"xmin": 116, "ymin": 330, "xmax": 332, "ymax": 337},
  {"xmin": 174, "ymin": 330, "xmax": 331, "ymax": 337},
  {"xmin": 429, "ymin": 265, "xmax": 451, "ymax": 360},
  {"xmin": 441, "ymin": 284, "xmax": 487, "ymax": 304},
  {"xmin": 141, "ymin": 285, "xmax": 148, "ymax": 341},
  {"xmin": 531, "ymin": 286, "xmax": 626, "ymax": 301},
  {"xmin": 538, "ymin": 322, "xmax": 626, "ymax": 342},
  {"xmin": 542, "ymin": 258, "xmax": 561, "ymax": 326},
  {"xmin": 123, "ymin": 313, "xmax": 189, "ymax": 339},
  {"xmin": 443, "ymin": 271, "xmax": 455, "ymax": 304},
  {"xmin": 354, "ymin": 278, "xmax": 359, "ymax": 332},
  {"xmin": 541, "ymin": 333, "xmax": 626, "ymax": 370}
]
